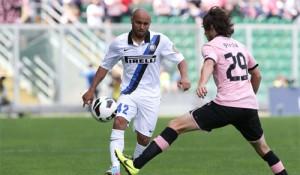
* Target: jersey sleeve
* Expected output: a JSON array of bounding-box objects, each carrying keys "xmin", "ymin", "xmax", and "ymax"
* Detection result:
[
  {"xmin": 201, "ymin": 44, "xmax": 217, "ymax": 62},
  {"xmin": 101, "ymin": 40, "xmax": 121, "ymax": 70},
  {"xmin": 160, "ymin": 35, "xmax": 184, "ymax": 64}
]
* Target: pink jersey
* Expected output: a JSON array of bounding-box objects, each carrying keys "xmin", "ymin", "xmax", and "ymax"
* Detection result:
[{"xmin": 202, "ymin": 36, "xmax": 259, "ymax": 109}]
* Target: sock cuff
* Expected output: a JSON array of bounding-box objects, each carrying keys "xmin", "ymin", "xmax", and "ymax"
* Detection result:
[
  {"xmin": 263, "ymin": 151, "xmax": 280, "ymax": 166},
  {"xmin": 135, "ymin": 142, "xmax": 147, "ymax": 149},
  {"xmin": 153, "ymin": 136, "xmax": 169, "ymax": 151},
  {"xmin": 160, "ymin": 127, "xmax": 178, "ymax": 145},
  {"xmin": 111, "ymin": 129, "xmax": 125, "ymax": 140},
  {"xmin": 133, "ymin": 143, "xmax": 147, "ymax": 159}
]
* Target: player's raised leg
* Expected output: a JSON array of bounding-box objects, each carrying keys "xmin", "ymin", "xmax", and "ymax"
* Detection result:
[
  {"xmin": 116, "ymin": 113, "xmax": 199, "ymax": 173},
  {"xmin": 235, "ymin": 109, "xmax": 289, "ymax": 175},
  {"xmin": 107, "ymin": 96, "xmax": 138, "ymax": 175}
]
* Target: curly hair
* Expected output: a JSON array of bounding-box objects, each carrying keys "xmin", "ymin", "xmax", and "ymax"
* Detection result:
[{"xmin": 203, "ymin": 6, "xmax": 234, "ymax": 37}]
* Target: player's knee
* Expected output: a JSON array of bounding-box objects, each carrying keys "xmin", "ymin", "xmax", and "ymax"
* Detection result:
[
  {"xmin": 251, "ymin": 137, "xmax": 271, "ymax": 156},
  {"xmin": 168, "ymin": 118, "xmax": 183, "ymax": 134},
  {"xmin": 113, "ymin": 116, "xmax": 128, "ymax": 129}
]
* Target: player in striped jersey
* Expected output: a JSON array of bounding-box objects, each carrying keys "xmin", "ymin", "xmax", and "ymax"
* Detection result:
[{"xmin": 82, "ymin": 8, "xmax": 191, "ymax": 175}]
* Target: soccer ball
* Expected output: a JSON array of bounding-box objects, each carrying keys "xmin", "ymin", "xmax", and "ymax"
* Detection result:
[{"xmin": 91, "ymin": 97, "xmax": 117, "ymax": 122}]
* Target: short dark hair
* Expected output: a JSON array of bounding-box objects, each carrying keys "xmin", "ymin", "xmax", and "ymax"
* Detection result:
[{"xmin": 203, "ymin": 6, "xmax": 234, "ymax": 37}]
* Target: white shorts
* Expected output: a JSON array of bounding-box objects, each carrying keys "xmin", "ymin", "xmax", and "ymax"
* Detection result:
[{"xmin": 116, "ymin": 93, "xmax": 160, "ymax": 137}]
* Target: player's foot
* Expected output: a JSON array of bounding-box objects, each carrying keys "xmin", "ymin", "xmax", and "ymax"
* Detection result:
[
  {"xmin": 124, "ymin": 154, "xmax": 133, "ymax": 160},
  {"xmin": 104, "ymin": 166, "xmax": 121, "ymax": 175},
  {"xmin": 104, "ymin": 153, "xmax": 132, "ymax": 175},
  {"xmin": 115, "ymin": 149, "xmax": 139, "ymax": 175}
]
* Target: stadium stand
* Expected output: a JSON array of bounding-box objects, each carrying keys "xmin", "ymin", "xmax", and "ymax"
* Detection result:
[{"xmin": 0, "ymin": 0, "xmax": 299, "ymax": 114}]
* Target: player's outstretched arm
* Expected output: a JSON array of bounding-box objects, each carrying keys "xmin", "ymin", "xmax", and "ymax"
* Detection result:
[
  {"xmin": 177, "ymin": 60, "xmax": 191, "ymax": 91},
  {"xmin": 197, "ymin": 59, "xmax": 214, "ymax": 98}
]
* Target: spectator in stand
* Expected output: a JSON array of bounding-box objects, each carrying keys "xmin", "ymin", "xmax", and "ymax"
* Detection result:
[
  {"xmin": 61, "ymin": 0, "xmax": 81, "ymax": 24},
  {"xmin": 282, "ymin": 0, "xmax": 299, "ymax": 20},
  {"xmin": 169, "ymin": 0, "xmax": 188, "ymax": 16},
  {"xmin": 19, "ymin": 0, "xmax": 31, "ymax": 22},
  {"xmin": 240, "ymin": 0, "xmax": 262, "ymax": 19},
  {"xmin": 261, "ymin": 0, "xmax": 282, "ymax": 18},
  {"xmin": 272, "ymin": 75, "xmax": 294, "ymax": 88},
  {"xmin": 153, "ymin": 0, "xmax": 189, "ymax": 17},
  {"xmin": 273, "ymin": 75, "xmax": 288, "ymax": 88},
  {"xmin": 223, "ymin": 0, "xmax": 240, "ymax": 17},
  {"xmin": 130, "ymin": 0, "xmax": 152, "ymax": 8},
  {"xmin": 0, "ymin": 75, "xmax": 10, "ymax": 109},
  {"xmin": 201, "ymin": 0, "xmax": 224, "ymax": 12},
  {"xmin": 121, "ymin": 0, "xmax": 133, "ymax": 16},
  {"xmin": 19, "ymin": 0, "xmax": 41, "ymax": 23},
  {"xmin": 152, "ymin": 0, "xmax": 172, "ymax": 16},
  {"xmin": 186, "ymin": 0, "xmax": 203, "ymax": 24},
  {"xmin": 86, "ymin": 0, "xmax": 105, "ymax": 27},
  {"xmin": 104, "ymin": 0, "xmax": 127, "ymax": 23},
  {"xmin": 0, "ymin": 0, "xmax": 22, "ymax": 23}
]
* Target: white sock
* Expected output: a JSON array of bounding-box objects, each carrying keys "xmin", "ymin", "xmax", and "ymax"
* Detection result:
[
  {"xmin": 110, "ymin": 129, "xmax": 125, "ymax": 167},
  {"xmin": 133, "ymin": 142, "xmax": 147, "ymax": 159}
]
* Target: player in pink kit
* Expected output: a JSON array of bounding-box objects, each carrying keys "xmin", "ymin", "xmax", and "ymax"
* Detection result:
[{"xmin": 115, "ymin": 6, "xmax": 288, "ymax": 175}]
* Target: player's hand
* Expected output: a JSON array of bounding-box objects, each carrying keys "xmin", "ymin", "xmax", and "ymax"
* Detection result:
[
  {"xmin": 177, "ymin": 77, "xmax": 191, "ymax": 91},
  {"xmin": 82, "ymin": 90, "xmax": 94, "ymax": 107},
  {"xmin": 196, "ymin": 84, "xmax": 207, "ymax": 98}
]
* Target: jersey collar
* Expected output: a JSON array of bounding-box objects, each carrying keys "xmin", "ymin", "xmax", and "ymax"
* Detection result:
[{"xmin": 128, "ymin": 30, "xmax": 150, "ymax": 45}]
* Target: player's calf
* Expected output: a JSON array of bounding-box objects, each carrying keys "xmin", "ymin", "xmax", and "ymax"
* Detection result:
[
  {"xmin": 262, "ymin": 151, "xmax": 288, "ymax": 175},
  {"xmin": 133, "ymin": 127, "xmax": 178, "ymax": 169}
]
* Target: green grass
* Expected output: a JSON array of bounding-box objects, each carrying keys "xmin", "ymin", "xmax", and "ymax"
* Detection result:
[{"xmin": 0, "ymin": 116, "xmax": 299, "ymax": 175}]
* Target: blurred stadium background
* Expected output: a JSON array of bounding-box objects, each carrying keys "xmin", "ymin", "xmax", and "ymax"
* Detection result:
[
  {"xmin": 1, "ymin": 0, "xmax": 300, "ymax": 117},
  {"xmin": 0, "ymin": 1, "xmax": 299, "ymax": 175}
]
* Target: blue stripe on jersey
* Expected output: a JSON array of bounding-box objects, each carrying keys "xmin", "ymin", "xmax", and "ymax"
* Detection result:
[{"xmin": 121, "ymin": 35, "xmax": 160, "ymax": 95}]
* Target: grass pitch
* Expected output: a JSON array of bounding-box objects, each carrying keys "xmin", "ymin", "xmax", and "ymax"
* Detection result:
[{"xmin": 0, "ymin": 116, "xmax": 299, "ymax": 175}]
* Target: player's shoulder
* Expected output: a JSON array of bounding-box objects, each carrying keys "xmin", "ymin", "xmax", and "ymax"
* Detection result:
[
  {"xmin": 202, "ymin": 41, "xmax": 214, "ymax": 50},
  {"xmin": 150, "ymin": 30, "xmax": 169, "ymax": 41},
  {"xmin": 113, "ymin": 32, "xmax": 128, "ymax": 43},
  {"xmin": 230, "ymin": 37, "xmax": 246, "ymax": 48},
  {"xmin": 109, "ymin": 32, "xmax": 128, "ymax": 48},
  {"xmin": 204, "ymin": 37, "xmax": 222, "ymax": 48},
  {"xmin": 149, "ymin": 30, "xmax": 162, "ymax": 36}
]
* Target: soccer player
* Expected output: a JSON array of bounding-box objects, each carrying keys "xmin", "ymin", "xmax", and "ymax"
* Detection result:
[
  {"xmin": 82, "ymin": 8, "xmax": 191, "ymax": 175},
  {"xmin": 115, "ymin": 6, "xmax": 288, "ymax": 175}
]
